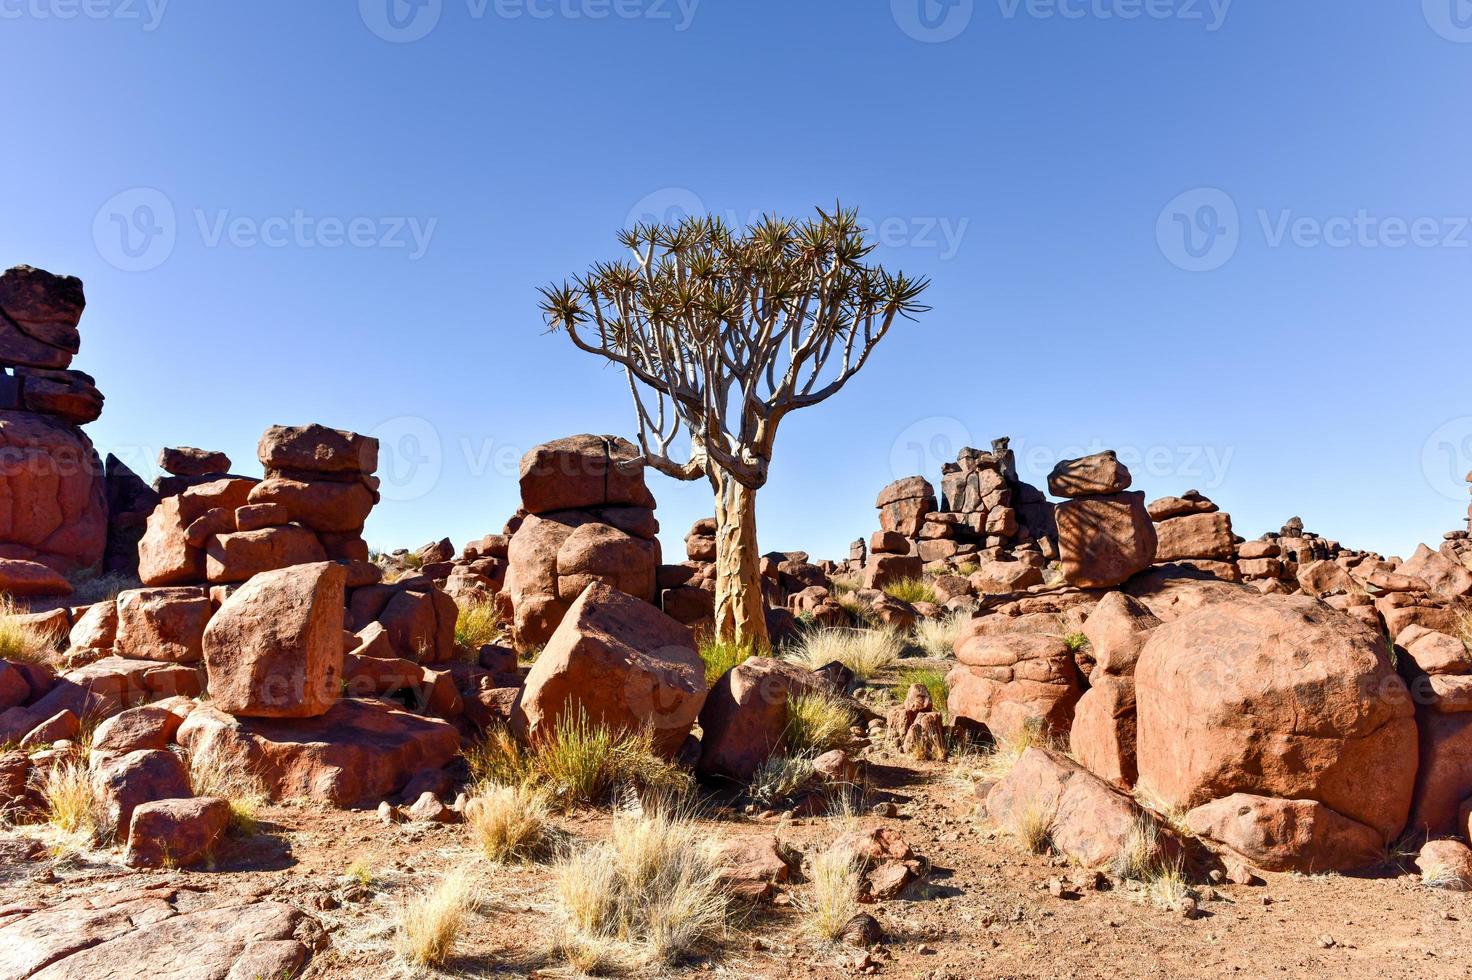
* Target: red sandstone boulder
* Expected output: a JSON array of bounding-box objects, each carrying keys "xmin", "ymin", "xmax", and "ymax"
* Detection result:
[
  {"xmin": 258, "ymin": 423, "xmax": 378, "ymax": 476},
  {"xmin": 114, "ymin": 587, "xmax": 211, "ymax": 664},
  {"xmin": 0, "ymin": 558, "xmax": 72, "ymax": 597},
  {"xmin": 1409, "ymin": 712, "xmax": 1472, "ymax": 836},
  {"xmin": 202, "ymin": 562, "xmax": 346, "ymax": 718},
  {"xmin": 698, "ymin": 656, "xmax": 832, "ymax": 782},
  {"xmin": 93, "ymin": 705, "xmax": 183, "ymax": 754},
  {"xmin": 876, "ymin": 477, "xmax": 936, "ymax": 539},
  {"xmin": 1185, "ymin": 793, "xmax": 1384, "ymax": 873},
  {"xmin": 0, "ymin": 265, "xmax": 83, "ymax": 368},
  {"xmin": 1055, "ymin": 492, "xmax": 1157, "ymax": 589},
  {"xmin": 1047, "ymin": 451, "xmax": 1131, "ymax": 498},
  {"xmin": 1401, "ymin": 544, "xmax": 1472, "ymax": 599},
  {"xmin": 518, "ymin": 435, "xmax": 654, "ymax": 514},
  {"xmin": 1417, "ymin": 838, "xmax": 1472, "ymax": 890},
  {"xmin": 1135, "ymin": 595, "xmax": 1417, "ymax": 842},
  {"xmin": 513, "ymin": 583, "xmax": 704, "ymax": 756},
  {"xmin": 205, "ymin": 525, "xmax": 327, "ymax": 584},
  {"xmin": 986, "ymin": 746, "xmax": 1179, "ymax": 870},
  {"xmin": 1154, "ymin": 511, "xmax": 1235, "ymax": 562},
  {"xmin": 158, "ymin": 446, "xmax": 231, "ymax": 478},
  {"xmin": 968, "ymin": 560, "xmax": 1044, "ymax": 595},
  {"xmin": 67, "ymin": 598, "xmax": 117, "ymax": 652},
  {"xmin": 124, "ymin": 796, "xmax": 231, "ymax": 869},
  {"xmin": 0, "ymin": 411, "xmax": 106, "ymax": 574},
  {"xmin": 863, "ymin": 554, "xmax": 923, "ymax": 590},
  {"xmin": 90, "ymin": 748, "xmax": 193, "ymax": 840},
  {"xmin": 1147, "ymin": 491, "xmax": 1219, "ymax": 521},
  {"xmin": 1297, "ymin": 560, "xmax": 1356, "ymax": 598},
  {"xmin": 176, "ymin": 698, "xmax": 460, "ymax": 805},
  {"xmin": 246, "ymin": 477, "xmax": 374, "ymax": 534},
  {"xmin": 555, "ymin": 523, "xmax": 658, "ymax": 603},
  {"xmin": 948, "ymin": 630, "xmax": 1081, "ymax": 743}
]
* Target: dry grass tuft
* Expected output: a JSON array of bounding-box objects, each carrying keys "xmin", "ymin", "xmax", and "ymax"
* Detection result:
[
  {"xmin": 466, "ymin": 781, "xmax": 552, "ymax": 863},
  {"xmin": 912, "ymin": 611, "xmax": 971, "ymax": 659},
  {"xmin": 784, "ymin": 692, "xmax": 858, "ymax": 756},
  {"xmin": 463, "ymin": 727, "xmax": 536, "ymax": 789},
  {"xmin": 466, "ymin": 709, "xmax": 689, "ymax": 810},
  {"xmin": 66, "ymin": 572, "xmax": 140, "ymax": 606},
  {"xmin": 1012, "ymin": 797, "xmax": 1056, "ymax": 855},
  {"xmin": 1112, "ymin": 814, "xmax": 1172, "ymax": 881},
  {"xmin": 0, "ymin": 597, "xmax": 65, "ymax": 666},
  {"xmin": 748, "ymin": 753, "xmax": 818, "ymax": 809},
  {"xmin": 802, "ymin": 835, "xmax": 864, "ymax": 941},
  {"xmin": 963, "ymin": 718, "xmax": 1051, "ymax": 784},
  {"xmin": 186, "ymin": 749, "xmax": 269, "ymax": 835},
  {"xmin": 789, "ymin": 626, "xmax": 905, "ymax": 681},
  {"xmin": 455, "ymin": 600, "xmax": 502, "ymax": 655},
  {"xmin": 882, "ymin": 577, "xmax": 937, "ymax": 605},
  {"xmin": 394, "ymin": 868, "xmax": 478, "ymax": 967},
  {"xmin": 36, "ymin": 760, "xmax": 102, "ymax": 839},
  {"xmin": 554, "ymin": 807, "xmax": 730, "ymax": 968},
  {"xmin": 1133, "ymin": 784, "xmax": 1194, "ymax": 839}
]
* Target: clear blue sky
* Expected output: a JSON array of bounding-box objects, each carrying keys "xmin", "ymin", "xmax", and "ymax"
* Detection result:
[{"xmin": 4, "ymin": 1, "xmax": 1469, "ymax": 563}]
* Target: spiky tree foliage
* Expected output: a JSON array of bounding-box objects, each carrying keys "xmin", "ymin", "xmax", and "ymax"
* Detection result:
[{"xmin": 540, "ymin": 205, "xmax": 930, "ymax": 649}]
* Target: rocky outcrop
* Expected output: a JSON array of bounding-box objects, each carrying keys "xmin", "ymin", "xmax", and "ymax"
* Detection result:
[
  {"xmin": 947, "ymin": 627, "xmax": 1081, "ymax": 743},
  {"xmin": 1053, "ymin": 453, "xmax": 1157, "ymax": 589}
]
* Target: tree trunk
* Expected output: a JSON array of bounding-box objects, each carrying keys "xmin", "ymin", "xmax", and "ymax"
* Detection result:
[{"xmin": 711, "ymin": 469, "xmax": 770, "ymax": 651}]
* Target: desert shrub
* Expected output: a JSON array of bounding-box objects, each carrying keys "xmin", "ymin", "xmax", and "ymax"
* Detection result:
[
  {"xmin": 346, "ymin": 858, "xmax": 375, "ymax": 888},
  {"xmin": 911, "ymin": 611, "xmax": 971, "ymax": 659},
  {"xmin": 789, "ymin": 626, "xmax": 905, "ymax": 681},
  {"xmin": 894, "ymin": 666, "xmax": 950, "ymax": 721},
  {"xmin": 784, "ymin": 692, "xmax": 858, "ymax": 757},
  {"xmin": 394, "ymin": 869, "xmax": 478, "ymax": 967},
  {"xmin": 834, "ymin": 593, "xmax": 875, "ymax": 627},
  {"xmin": 1063, "ymin": 632, "xmax": 1089, "ymax": 653},
  {"xmin": 1111, "ymin": 814, "xmax": 1174, "ymax": 881},
  {"xmin": 748, "ymin": 754, "xmax": 818, "ymax": 809},
  {"xmin": 455, "ymin": 600, "xmax": 502, "ymax": 655},
  {"xmin": 554, "ymin": 807, "xmax": 729, "ymax": 969},
  {"xmin": 186, "ymin": 749, "xmax": 269, "ymax": 835},
  {"xmin": 882, "ymin": 577, "xmax": 936, "ymax": 605},
  {"xmin": 466, "ymin": 782, "xmax": 552, "ymax": 863},
  {"xmin": 802, "ymin": 837, "xmax": 864, "ymax": 941},
  {"xmin": 830, "ymin": 573, "xmax": 861, "ymax": 596},
  {"xmin": 0, "ymin": 597, "xmax": 64, "ymax": 666},
  {"xmin": 698, "ymin": 637, "xmax": 754, "ymax": 687}
]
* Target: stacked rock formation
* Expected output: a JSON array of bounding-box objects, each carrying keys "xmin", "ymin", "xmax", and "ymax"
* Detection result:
[
  {"xmin": 501, "ymin": 435, "xmax": 660, "ymax": 652},
  {"xmin": 1147, "ymin": 490, "xmax": 1238, "ymax": 581},
  {"xmin": 936, "ymin": 438, "xmax": 1056, "ymax": 564},
  {"xmin": 0, "ymin": 266, "xmax": 108, "ymax": 596},
  {"xmin": 1051, "ymin": 451, "xmax": 1157, "ymax": 589},
  {"xmin": 138, "ymin": 424, "xmax": 380, "ymax": 589}
]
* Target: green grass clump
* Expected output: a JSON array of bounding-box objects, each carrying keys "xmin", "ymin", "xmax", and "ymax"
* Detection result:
[
  {"xmin": 784, "ymin": 692, "xmax": 858, "ymax": 756},
  {"xmin": 698, "ymin": 637, "xmax": 755, "ymax": 687},
  {"xmin": 895, "ymin": 666, "xmax": 950, "ymax": 721},
  {"xmin": 455, "ymin": 600, "xmax": 502, "ymax": 655},
  {"xmin": 882, "ymin": 577, "xmax": 937, "ymax": 605}
]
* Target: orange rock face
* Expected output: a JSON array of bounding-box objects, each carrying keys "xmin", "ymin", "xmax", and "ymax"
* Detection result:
[{"xmin": 0, "ymin": 410, "xmax": 106, "ymax": 574}]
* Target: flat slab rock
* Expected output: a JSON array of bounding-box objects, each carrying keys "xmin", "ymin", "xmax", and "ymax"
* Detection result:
[
  {"xmin": 176, "ymin": 697, "xmax": 460, "ymax": 806},
  {"xmin": 0, "ymin": 883, "xmax": 318, "ymax": 979}
]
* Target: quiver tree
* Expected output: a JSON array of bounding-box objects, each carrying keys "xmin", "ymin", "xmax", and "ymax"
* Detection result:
[{"xmin": 540, "ymin": 206, "xmax": 931, "ymax": 650}]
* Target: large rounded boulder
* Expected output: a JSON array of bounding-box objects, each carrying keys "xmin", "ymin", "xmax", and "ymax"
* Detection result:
[{"xmin": 1135, "ymin": 594, "xmax": 1417, "ymax": 843}]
